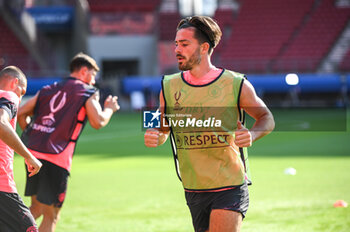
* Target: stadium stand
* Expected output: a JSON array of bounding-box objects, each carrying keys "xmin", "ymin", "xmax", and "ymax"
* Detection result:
[
  {"xmin": 272, "ymin": 0, "xmax": 350, "ymax": 73},
  {"xmin": 158, "ymin": 11, "xmax": 181, "ymax": 73},
  {"xmin": 219, "ymin": 0, "xmax": 315, "ymax": 73},
  {"xmin": 0, "ymin": 16, "xmax": 40, "ymax": 72},
  {"xmin": 215, "ymin": 0, "xmax": 350, "ymax": 74},
  {"xmin": 87, "ymin": 0, "xmax": 161, "ymax": 12},
  {"xmin": 24, "ymin": 0, "xmax": 348, "ymax": 76},
  {"xmin": 87, "ymin": 0, "xmax": 350, "ymax": 107},
  {"xmin": 158, "ymin": 41, "xmax": 178, "ymax": 74},
  {"xmin": 158, "ymin": 12, "xmax": 181, "ymax": 41},
  {"xmin": 213, "ymin": 8, "xmax": 236, "ymax": 32},
  {"xmin": 0, "ymin": 0, "xmax": 348, "ymax": 107},
  {"xmin": 88, "ymin": 0, "xmax": 162, "ymax": 36},
  {"xmin": 90, "ymin": 12, "xmax": 156, "ymax": 35},
  {"xmin": 212, "ymin": 8, "xmax": 236, "ymax": 62}
]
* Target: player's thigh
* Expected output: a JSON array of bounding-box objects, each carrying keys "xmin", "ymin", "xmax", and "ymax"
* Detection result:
[
  {"xmin": 209, "ymin": 209, "xmax": 242, "ymax": 232},
  {"xmin": 0, "ymin": 220, "xmax": 12, "ymax": 232},
  {"xmin": 0, "ymin": 192, "xmax": 38, "ymax": 232},
  {"xmin": 30, "ymin": 160, "xmax": 69, "ymax": 208}
]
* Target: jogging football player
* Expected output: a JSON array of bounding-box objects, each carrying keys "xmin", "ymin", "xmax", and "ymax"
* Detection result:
[
  {"xmin": 0, "ymin": 66, "xmax": 42, "ymax": 232},
  {"xmin": 18, "ymin": 53, "xmax": 120, "ymax": 232},
  {"xmin": 144, "ymin": 16, "xmax": 275, "ymax": 232}
]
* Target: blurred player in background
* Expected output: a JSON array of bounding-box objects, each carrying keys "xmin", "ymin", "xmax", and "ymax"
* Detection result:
[
  {"xmin": 18, "ymin": 53, "xmax": 120, "ymax": 232},
  {"xmin": 144, "ymin": 16, "xmax": 275, "ymax": 232},
  {"xmin": 0, "ymin": 66, "xmax": 42, "ymax": 232}
]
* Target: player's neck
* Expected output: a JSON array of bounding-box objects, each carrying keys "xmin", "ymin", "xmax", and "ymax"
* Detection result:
[
  {"xmin": 189, "ymin": 58, "xmax": 215, "ymax": 79},
  {"xmin": 70, "ymin": 73, "xmax": 87, "ymax": 84},
  {"xmin": 70, "ymin": 72, "xmax": 80, "ymax": 79}
]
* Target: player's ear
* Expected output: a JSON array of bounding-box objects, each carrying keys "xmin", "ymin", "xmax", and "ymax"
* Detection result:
[
  {"xmin": 200, "ymin": 42, "xmax": 210, "ymax": 55},
  {"xmin": 10, "ymin": 77, "xmax": 19, "ymax": 89},
  {"xmin": 79, "ymin": 66, "xmax": 88, "ymax": 76}
]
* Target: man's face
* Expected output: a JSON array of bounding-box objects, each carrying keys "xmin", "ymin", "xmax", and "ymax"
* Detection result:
[
  {"xmin": 82, "ymin": 67, "xmax": 97, "ymax": 86},
  {"xmin": 175, "ymin": 28, "xmax": 201, "ymax": 71},
  {"xmin": 87, "ymin": 69, "xmax": 97, "ymax": 86}
]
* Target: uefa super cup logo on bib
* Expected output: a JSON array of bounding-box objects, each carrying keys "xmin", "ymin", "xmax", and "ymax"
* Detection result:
[
  {"xmin": 42, "ymin": 91, "xmax": 67, "ymax": 126},
  {"xmin": 32, "ymin": 91, "xmax": 67, "ymax": 133}
]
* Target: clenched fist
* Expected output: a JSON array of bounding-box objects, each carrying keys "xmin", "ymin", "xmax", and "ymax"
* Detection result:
[
  {"xmin": 144, "ymin": 128, "xmax": 162, "ymax": 147},
  {"xmin": 234, "ymin": 121, "xmax": 252, "ymax": 147}
]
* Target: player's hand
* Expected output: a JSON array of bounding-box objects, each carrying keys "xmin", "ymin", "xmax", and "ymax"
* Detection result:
[
  {"xmin": 104, "ymin": 95, "xmax": 120, "ymax": 112},
  {"xmin": 234, "ymin": 121, "xmax": 252, "ymax": 147},
  {"xmin": 144, "ymin": 128, "xmax": 161, "ymax": 147},
  {"xmin": 25, "ymin": 156, "xmax": 42, "ymax": 177}
]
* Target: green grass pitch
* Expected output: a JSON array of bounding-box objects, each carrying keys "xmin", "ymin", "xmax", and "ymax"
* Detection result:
[{"xmin": 13, "ymin": 111, "xmax": 350, "ymax": 232}]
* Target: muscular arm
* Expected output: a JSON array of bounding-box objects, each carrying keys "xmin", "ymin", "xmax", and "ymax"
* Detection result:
[
  {"xmin": 144, "ymin": 90, "xmax": 170, "ymax": 147},
  {"xmin": 235, "ymin": 80, "xmax": 275, "ymax": 147},
  {"xmin": 0, "ymin": 109, "xmax": 41, "ymax": 176},
  {"xmin": 85, "ymin": 91, "xmax": 120, "ymax": 129},
  {"xmin": 18, "ymin": 92, "xmax": 39, "ymax": 130}
]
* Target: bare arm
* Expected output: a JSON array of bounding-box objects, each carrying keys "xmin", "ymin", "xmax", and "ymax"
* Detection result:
[
  {"xmin": 18, "ymin": 92, "xmax": 39, "ymax": 130},
  {"xmin": 85, "ymin": 91, "xmax": 120, "ymax": 129},
  {"xmin": 144, "ymin": 90, "xmax": 170, "ymax": 147},
  {"xmin": 234, "ymin": 80, "xmax": 275, "ymax": 147},
  {"xmin": 0, "ymin": 109, "xmax": 41, "ymax": 176}
]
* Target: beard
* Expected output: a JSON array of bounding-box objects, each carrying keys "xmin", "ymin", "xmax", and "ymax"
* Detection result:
[{"xmin": 177, "ymin": 48, "xmax": 201, "ymax": 71}]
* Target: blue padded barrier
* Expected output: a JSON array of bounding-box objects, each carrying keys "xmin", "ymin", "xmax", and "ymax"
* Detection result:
[
  {"xmin": 297, "ymin": 74, "xmax": 342, "ymax": 93},
  {"xmin": 248, "ymin": 75, "xmax": 291, "ymax": 94},
  {"xmin": 346, "ymin": 74, "xmax": 350, "ymax": 91},
  {"xmin": 26, "ymin": 77, "xmax": 62, "ymax": 95},
  {"xmin": 122, "ymin": 74, "xmax": 346, "ymax": 95}
]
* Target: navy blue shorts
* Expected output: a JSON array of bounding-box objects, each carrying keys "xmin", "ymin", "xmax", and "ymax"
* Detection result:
[
  {"xmin": 185, "ymin": 183, "xmax": 249, "ymax": 232},
  {"xmin": 0, "ymin": 191, "xmax": 38, "ymax": 232},
  {"xmin": 25, "ymin": 159, "xmax": 69, "ymax": 208}
]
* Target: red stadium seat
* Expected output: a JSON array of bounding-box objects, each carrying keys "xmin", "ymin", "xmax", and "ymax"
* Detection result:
[
  {"xmin": 216, "ymin": 0, "xmax": 350, "ymax": 73},
  {"xmin": 158, "ymin": 12, "xmax": 181, "ymax": 41},
  {"xmin": 87, "ymin": 0, "xmax": 161, "ymax": 13},
  {"xmin": 272, "ymin": 0, "xmax": 350, "ymax": 72},
  {"xmin": 219, "ymin": 0, "xmax": 315, "ymax": 73}
]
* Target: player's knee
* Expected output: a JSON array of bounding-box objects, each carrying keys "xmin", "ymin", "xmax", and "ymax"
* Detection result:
[
  {"xmin": 45, "ymin": 213, "xmax": 60, "ymax": 225},
  {"xmin": 30, "ymin": 204, "xmax": 42, "ymax": 219},
  {"xmin": 43, "ymin": 208, "xmax": 61, "ymax": 224}
]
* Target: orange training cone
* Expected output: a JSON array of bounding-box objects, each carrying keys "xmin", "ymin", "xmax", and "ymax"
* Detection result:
[{"xmin": 333, "ymin": 200, "xmax": 348, "ymax": 208}]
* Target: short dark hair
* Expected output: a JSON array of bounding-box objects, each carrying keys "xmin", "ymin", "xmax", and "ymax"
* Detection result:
[
  {"xmin": 69, "ymin": 52, "xmax": 100, "ymax": 73},
  {"xmin": 177, "ymin": 16, "xmax": 222, "ymax": 55},
  {"xmin": 0, "ymin": 65, "xmax": 26, "ymax": 85}
]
